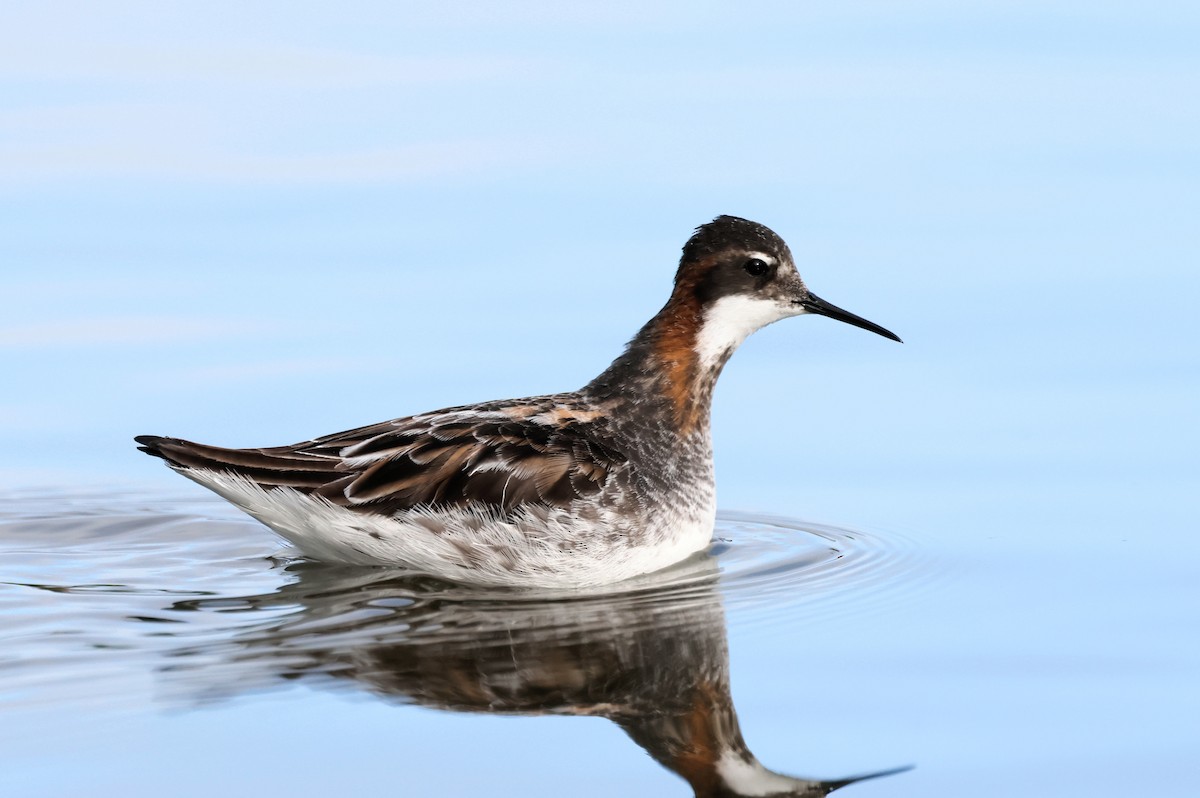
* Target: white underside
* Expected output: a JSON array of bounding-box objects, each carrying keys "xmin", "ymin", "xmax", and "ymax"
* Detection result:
[{"xmin": 180, "ymin": 468, "xmax": 715, "ymax": 588}]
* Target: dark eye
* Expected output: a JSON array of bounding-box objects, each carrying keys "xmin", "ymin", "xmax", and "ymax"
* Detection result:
[{"xmin": 743, "ymin": 258, "xmax": 769, "ymax": 277}]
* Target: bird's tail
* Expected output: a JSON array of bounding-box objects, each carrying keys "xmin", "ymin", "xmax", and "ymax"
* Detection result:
[{"xmin": 133, "ymin": 435, "xmax": 340, "ymax": 489}]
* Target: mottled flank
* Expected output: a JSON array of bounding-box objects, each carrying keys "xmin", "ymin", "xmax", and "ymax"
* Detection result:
[
  {"xmin": 137, "ymin": 215, "xmax": 900, "ymax": 586},
  {"xmin": 163, "ymin": 470, "xmax": 707, "ymax": 587}
]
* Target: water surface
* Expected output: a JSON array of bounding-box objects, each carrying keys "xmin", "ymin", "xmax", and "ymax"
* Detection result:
[{"xmin": 1, "ymin": 493, "xmax": 922, "ymax": 796}]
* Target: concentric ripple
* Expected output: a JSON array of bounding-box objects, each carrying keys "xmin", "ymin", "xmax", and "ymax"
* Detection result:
[
  {"xmin": 714, "ymin": 511, "xmax": 930, "ymax": 628},
  {"xmin": 0, "ymin": 491, "xmax": 928, "ymax": 709}
]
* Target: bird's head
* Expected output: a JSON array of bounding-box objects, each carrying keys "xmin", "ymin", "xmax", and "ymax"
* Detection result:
[{"xmin": 673, "ymin": 216, "xmax": 901, "ymax": 368}]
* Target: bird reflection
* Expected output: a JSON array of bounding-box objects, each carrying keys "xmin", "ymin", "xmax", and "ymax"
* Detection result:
[{"xmin": 163, "ymin": 556, "xmax": 906, "ymax": 796}]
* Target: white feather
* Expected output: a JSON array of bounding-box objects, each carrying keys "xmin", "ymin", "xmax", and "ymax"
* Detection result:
[
  {"xmin": 178, "ymin": 467, "xmax": 714, "ymax": 588},
  {"xmin": 716, "ymin": 751, "xmax": 809, "ymax": 796},
  {"xmin": 695, "ymin": 295, "xmax": 801, "ymax": 369}
]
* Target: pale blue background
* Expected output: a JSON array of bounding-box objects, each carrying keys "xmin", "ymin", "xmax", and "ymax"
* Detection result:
[{"xmin": 2, "ymin": 2, "xmax": 1198, "ymax": 796}]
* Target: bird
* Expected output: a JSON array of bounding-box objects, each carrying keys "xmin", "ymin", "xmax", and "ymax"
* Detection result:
[{"xmin": 136, "ymin": 215, "xmax": 900, "ymax": 588}]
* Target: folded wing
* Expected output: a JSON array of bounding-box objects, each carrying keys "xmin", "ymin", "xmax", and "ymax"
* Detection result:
[{"xmin": 136, "ymin": 403, "xmax": 625, "ymax": 517}]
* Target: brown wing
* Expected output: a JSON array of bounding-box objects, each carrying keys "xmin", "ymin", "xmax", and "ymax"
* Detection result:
[{"xmin": 135, "ymin": 401, "xmax": 625, "ymax": 516}]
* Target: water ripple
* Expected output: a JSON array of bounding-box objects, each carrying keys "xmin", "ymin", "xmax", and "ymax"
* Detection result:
[{"xmin": 0, "ymin": 491, "xmax": 929, "ymax": 707}]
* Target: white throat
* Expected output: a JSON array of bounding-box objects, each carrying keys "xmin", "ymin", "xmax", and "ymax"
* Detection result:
[
  {"xmin": 716, "ymin": 751, "xmax": 811, "ymax": 796},
  {"xmin": 695, "ymin": 295, "xmax": 799, "ymax": 370}
]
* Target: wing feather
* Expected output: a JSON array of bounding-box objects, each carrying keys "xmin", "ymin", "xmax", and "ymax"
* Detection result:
[
  {"xmin": 338, "ymin": 412, "xmax": 623, "ymax": 513},
  {"xmin": 138, "ymin": 397, "xmax": 627, "ymax": 517}
]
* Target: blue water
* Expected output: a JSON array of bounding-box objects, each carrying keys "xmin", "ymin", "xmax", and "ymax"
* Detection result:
[
  {"xmin": 2, "ymin": 486, "xmax": 1196, "ymax": 796},
  {"xmin": 1, "ymin": 499, "xmax": 921, "ymax": 795},
  {"xmin": 2, "ymin": 2, "xmax": 1199, "ymax": 795}
]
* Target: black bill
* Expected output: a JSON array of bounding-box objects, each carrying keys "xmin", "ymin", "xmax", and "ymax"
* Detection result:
[{"xmin": 799, "ymin": 292, "xmax": 902, "ymax": 343}]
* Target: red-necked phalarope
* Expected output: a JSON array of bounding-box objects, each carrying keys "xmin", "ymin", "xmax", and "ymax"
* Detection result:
[{"xmin": 137, "ymin": 216, "xmax": 900, "ymax": 587}]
